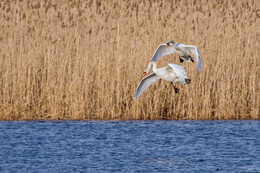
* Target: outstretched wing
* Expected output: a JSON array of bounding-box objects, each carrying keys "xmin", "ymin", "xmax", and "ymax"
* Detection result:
[
  {"xmin": 168, "ymin": 64, "xmax": 188, "ymax": 84},
  {"xmin": 178, "ymin": 44, "xmax": 202, "ymax": 71},
  {"xmin": 150, "ymin": 44, "xmax": 176, "ymax": 62},
  {"xmin": 134, "ymin": 73, "xmax": 160, "ymax": 100}
]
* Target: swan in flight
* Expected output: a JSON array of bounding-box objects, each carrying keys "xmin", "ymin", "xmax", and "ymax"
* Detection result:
[
  {"xmin": 134, "ymin": 61, "xmax": 190, "ymax": 100},
  {"xmin": 150, "ymin": 40, "xmax": 202, "ymax": 71}
]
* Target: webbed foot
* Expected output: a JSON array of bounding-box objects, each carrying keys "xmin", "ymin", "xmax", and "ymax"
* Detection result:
[
  {"xmin": 190, "ymin": 57, "xmax": 194, "ymax": 63},
  {"xmin": 185, "ymin": 79, "xmax": 191, "ymax": 84},
  {"xmin": 174, "ymin": 86, "xmax": 179, "ymax": 93}
]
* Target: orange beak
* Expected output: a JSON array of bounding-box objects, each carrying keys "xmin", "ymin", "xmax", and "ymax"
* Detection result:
[
  {"xmin": 166, "ymin": 43, "xmax": 169, "ymax": 47},
  {"xmin": 143, "ymin": 72, "xmax": 147, "ymax": 77}
]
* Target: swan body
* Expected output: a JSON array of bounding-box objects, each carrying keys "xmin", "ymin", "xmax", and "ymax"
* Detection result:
[
  {"xmin": 134, "ymin": 61, "xmax": 190, "ymax": 100},
  {"xmin": 150, "ymin": 40, "xmax": 202, "ymax": 71}
]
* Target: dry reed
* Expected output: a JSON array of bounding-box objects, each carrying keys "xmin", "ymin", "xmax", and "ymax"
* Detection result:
[{"xmin": 0, "ymin": 0, "xmax": 259, "ymax": 120}]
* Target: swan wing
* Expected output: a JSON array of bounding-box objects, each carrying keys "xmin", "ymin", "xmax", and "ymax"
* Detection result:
[
  {"xmin": 134, "ymin": 73, "xmax": 160, "ymax": 100},
  {"xmin": 168, "ymin": 64, "xmax": 188, "ymax": 84},
  {"xmin": 178, "ymin": 44, "xmax": 202, "ymax": 71},
  {"xmin": 150, "ymin": 44, "xmax": 176, "ymax": 62}
]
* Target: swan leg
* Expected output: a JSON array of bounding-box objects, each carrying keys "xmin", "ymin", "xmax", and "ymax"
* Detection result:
[
  {"xmin": 171, "ymin": 82, "xmax": 179, "ymax": 93},
  {"xmin": 185, "ymin": 79, "xmax": 191, "ymax": 84}
]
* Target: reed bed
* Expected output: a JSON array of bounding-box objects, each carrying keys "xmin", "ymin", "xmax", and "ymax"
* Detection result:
[{"xmin": 0, "ymin": 0, "xmax": 259, "ymax": 120}]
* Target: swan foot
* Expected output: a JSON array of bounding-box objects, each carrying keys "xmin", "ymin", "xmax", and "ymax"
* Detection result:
[
  {"xmin": 174, "ymin": 86, "xmax": 179, "ymax": 93},
  {"xmin": 190, "ymin": 57, "xmax": 194, "ymax": 63},
  {"xmin": 171, "ymin": 82, "xmax": 179, "ymax": 93},
  {"xmin": 179, "ymin": 57, "xmax": 184, "ymax": 63},
  {"xmin": 185, "ymin": 79, "xmax": 191, "ymax": 84}
]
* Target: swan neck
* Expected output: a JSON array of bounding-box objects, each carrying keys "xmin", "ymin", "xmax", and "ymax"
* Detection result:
[
  {"xmin": 150, "ymin": 61, "xmax": 157, "ymax": 72},
  {"xmin": 173, "ymin": 42, "xmax": 178, "ymax": 49}
]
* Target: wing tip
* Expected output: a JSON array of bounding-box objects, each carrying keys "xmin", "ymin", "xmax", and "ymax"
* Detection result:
[
  {"xmin": 133, "ymin": 91, "xmax": 140, "ymax": 100},
  {"xmin": 198, "ymin": 63, "xmax": 202, "ymax": 71}
]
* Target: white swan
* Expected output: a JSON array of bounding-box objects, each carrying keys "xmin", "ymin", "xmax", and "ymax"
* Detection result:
[
  {"xmin": 134, "ymin": 61, "xmax": 190, "ymax": 100},
  {"xmin": 150, "ymin": 40, "xmax": 202, "ymax": 71}
]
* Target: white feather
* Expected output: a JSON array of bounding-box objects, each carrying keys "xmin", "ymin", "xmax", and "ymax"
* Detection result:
[
  {"xmin": 150, "ymin": 44, "xmax": 176, "ymax": 62},
  {"xmin": 134, "ymin": 73, "xmax": 160, "ymax": 100},
  {"xmin": 149, "ymin": 41, "xmax": 202, "ymax": 71},
  {"xmin": 134, "ymin": 62, "xmax": 190, "ymax": 100}
]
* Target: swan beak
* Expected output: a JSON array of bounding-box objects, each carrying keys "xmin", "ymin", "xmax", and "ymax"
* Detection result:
[
  {"xmin": 143, "ymin": 72, "xmax": 147, "ymax": 77},
  {"xmin": 166, "ymin": 43, "xmax": 169, "ymax": 47}
]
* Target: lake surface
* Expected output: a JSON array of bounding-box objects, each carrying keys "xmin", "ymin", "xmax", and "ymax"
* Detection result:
[{"xmin": 0, "ymin": 121, "xmax": 259, "ymax": 172}]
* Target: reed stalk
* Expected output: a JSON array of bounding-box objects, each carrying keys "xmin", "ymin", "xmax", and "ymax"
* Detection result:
[{"xmin": 0, "ymin": 0, "xmax": 259, "ymax": 120}]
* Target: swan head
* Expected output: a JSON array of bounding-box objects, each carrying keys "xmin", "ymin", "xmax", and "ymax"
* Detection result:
[
  {"xmin": 166, "ymin": 40, "xmax": 175, "ymax": 47},
  {"xmin": 143, "ymin": 61, "xmax": 156, "ymax": 77},
  {"xmin": 143, "ymin": 68, "xmax": 149, "ymax": 77}
]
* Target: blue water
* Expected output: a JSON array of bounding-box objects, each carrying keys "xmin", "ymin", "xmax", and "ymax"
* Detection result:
[{"xmin": 0, "ymin": 121, "xmax": 259, "ymax": 173}]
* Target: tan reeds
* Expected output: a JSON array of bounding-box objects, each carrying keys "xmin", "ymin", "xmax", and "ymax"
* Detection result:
[{"xmin": 0, "ymin": 0, "xmax": 259, "ymax": 120}]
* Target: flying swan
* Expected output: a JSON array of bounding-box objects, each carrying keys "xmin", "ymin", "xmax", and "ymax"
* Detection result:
[
  {"xmin": 134, "ymin": 61, "xmax": 190, "ymax": 100},
  {"xmin": 150, "ymin": 40, "xmax": 202, "ymax": 71}
]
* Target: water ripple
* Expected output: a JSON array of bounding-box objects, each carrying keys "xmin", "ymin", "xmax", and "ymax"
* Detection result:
[{"xmin": 0, "ymin": 120, "xmax": 259, "ymax": 172}]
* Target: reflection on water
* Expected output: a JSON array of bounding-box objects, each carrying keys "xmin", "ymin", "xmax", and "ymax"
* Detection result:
[{"xmin": 0, "ymin": 121, "xmax": 259, "ymax": 172}]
